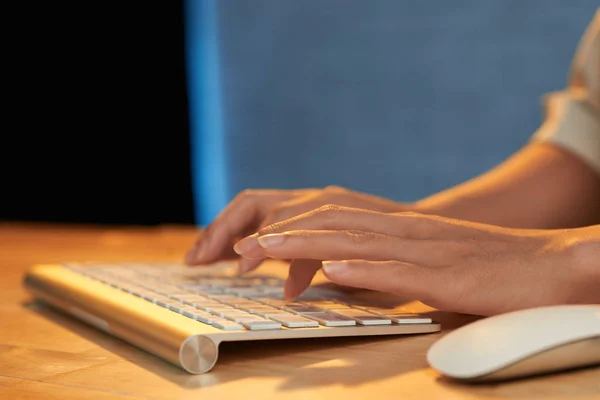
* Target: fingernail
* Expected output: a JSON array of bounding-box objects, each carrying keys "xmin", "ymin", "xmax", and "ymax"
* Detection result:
[
  {"xmin": 322, "ymin": 261, "xmax": 348, "ymax": 275},
  {"xmin": 257, "ymin": 233, "xmax": 286, "ymax": 248},
  {"xmin": 233, "ymin": 233, "xmax": 259, "ymax": 255},
  {"xmin": 283, "ymin": 278, "xmax": 303, "ymax": 301}
]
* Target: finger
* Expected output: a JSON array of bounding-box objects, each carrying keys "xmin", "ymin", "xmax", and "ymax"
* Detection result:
[
  {"xmin": 233, "ymin": 234, "xmax": 263, "ymax": 259},
  {"xmin": 322, "ymin": 260, "xmax": 435, "ymax": 302},
  {"xmin": 186, "ymin": 189, "xmax": 301, "ymax": 265},
  {"xmin": 259, "ymin": 205, "xmax": 500, "ymax": 241},
  {"xmin": 185, "ymin": 231, "xmax": 242, "ymax": 262},
  {"xmin": 234, "ymin": 191, "xmax": 332, "ymax": 271},
  {"xmin": 283, "ymin": 259, "xmax": 323, "ymax": 300},
  {"xmin": 238, "ymin": 208, "xmax": 464, "ymax": 260},
  {"xmin": 245, "ymin": 230, "xmax": 466, "ymax": 266},
  {"xmin": 238, "ymin": 257, "xmax": 263, "ymax": 274},
  {"xmin": 231, "ymin": 188, "xmax": 410, "ymax": 270},
  {"xmin": 257, "ymin": 190, "xmax": 396, "ymax": 231}
]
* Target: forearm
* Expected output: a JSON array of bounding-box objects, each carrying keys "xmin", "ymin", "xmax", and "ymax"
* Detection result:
[{"xmin": 414, "ymin": 142, "xmax": 600, "ymax": 229}]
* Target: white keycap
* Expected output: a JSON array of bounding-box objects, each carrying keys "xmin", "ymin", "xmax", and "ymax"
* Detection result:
[
  {"xmin": 253, "ymin": 310, "xmax": 291, "ymax": 318},
  {"xmin": 304, "ymin": 312, "xmax": 356, "ymax": 327},
  {"xmin": 224, "ymin": 313, "xmax": 261, "ymax": 323},
  {"xmin": 383, "ymin": 313, "xmax": 432, "ymax": 324},
  {"xmin": 268, "ymin": 314, "xmax": 319, "ymax": 328},
  {"xmin": 211, "ymin": 319, "xmax": 245, "ymax": 330},
  {"xmin": 331, "ymin": 309, "xmax": 391, "ymax": 325},
  {"xmin": 303, "ymin": 301, "xmax": 349, "ymax": 310},
  {"xmin": 242, "ymin": 320, "xmax": 282, "ymax": 330},
  {"xmin": 283, "ymin": 305, "xmax": 324, "ymax": 314}
]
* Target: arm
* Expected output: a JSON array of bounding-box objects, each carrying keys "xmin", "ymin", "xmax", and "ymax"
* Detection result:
[{"xmin": 415, "ymin": 142, "xmax": 600, "ymax": 229}]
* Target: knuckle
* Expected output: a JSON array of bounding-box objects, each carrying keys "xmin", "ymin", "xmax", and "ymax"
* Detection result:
[
  {"xmin": 399, "ymin": 211, "xmax": 423, "ymax": 218},
  {"xmin": 239, "ymin": 188, "xmax": 257, "ymax": 198},
  {"xmin": 342, "ymin": 229, "xmax": 379, "ymax": 246},
  {"xmin": 258, "ymin": 218, "xmax": 287, "ymax": 235},
  {"xmin": 324, "ymin": 185, "xmax": 347, "ymax": 194},
  {"xmin": 395, "ymin": 212, "xmax": 431, "ymax": 238},
  {"xmin": 269, "ymin": 204, "xmax": 293, "ymax": 221},
  {"xmin": 236, "ymin": 189, "xmax": 262, "ymax": 203},
  {"xmin": 315, "ymin": 204, "xmax": 345, "ymax": 218}
]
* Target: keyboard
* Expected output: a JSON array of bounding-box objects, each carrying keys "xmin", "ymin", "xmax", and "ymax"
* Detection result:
[{"xmin": 23, "ymin": 262, "xmax": 440, "ymax": 373}]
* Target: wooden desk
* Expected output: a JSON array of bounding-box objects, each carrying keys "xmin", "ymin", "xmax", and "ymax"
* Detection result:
[{"xmin": 1, "ymin": 222, "xmax": 598, "ymax": 399}]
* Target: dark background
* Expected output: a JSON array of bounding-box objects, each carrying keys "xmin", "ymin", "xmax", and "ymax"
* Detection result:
[
  {"xmin": 4, "ymin": 2, "xmax": 195, "ymax": 225},
  {"xmin": 5, "ymin": 2, "xmax": 596, "ymax": 227}
]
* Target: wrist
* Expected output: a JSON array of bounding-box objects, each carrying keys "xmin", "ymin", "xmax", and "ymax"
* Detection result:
[{"xmin": 563, "ymin": 229, "xmax": 600, "ymax": 303}]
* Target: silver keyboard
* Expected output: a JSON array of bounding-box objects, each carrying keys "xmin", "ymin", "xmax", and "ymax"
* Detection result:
[{"xmin": 67, "ymin": 263, "xmax": 432, "ymax": 331}]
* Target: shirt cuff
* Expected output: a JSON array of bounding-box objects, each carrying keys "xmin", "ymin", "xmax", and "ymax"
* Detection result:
[{"xmin": 531, "ymin": 90, "xmax": 600, "ymax": 176}]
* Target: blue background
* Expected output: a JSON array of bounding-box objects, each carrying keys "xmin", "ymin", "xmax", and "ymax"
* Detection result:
[{"xmin": 186, "ymin": 1, "xmax": 598, "ymax": 225}]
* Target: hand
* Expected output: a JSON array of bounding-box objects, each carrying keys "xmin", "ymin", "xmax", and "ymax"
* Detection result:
[
  {"xmin": 232, "ymin": 205, "xmax": 600, "ymax": 316},
  {"xmin": 185, "ymin": 186, "xmax": 412, "ymax": 274}
]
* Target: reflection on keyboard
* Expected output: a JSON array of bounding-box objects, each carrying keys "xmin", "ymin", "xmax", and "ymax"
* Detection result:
[{"xmin": 67, "ymin": 263, "xmax": 432, "ymax": 332}]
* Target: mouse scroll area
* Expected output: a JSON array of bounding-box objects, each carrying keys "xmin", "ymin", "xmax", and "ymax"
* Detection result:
[{"xmin": 467, "ymin": 336, "xmax": 600, "ymax": 382}]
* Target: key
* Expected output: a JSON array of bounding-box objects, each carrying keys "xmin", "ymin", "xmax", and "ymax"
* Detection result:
[
  {"xmin": 225, "ymin": 313, "xmax": 264, "ymax": 324},
  {"xmin": 238, "ymin": 305, "xmax": 280, "ymax": 313},
  {"xmin": 189, "ymin": 300, "xmax": 223, "ymax": 308},
  {"xmin": 268, "ymin": 314, "xmax": 319, "ymax": 328},
  {"xmin": 303, "ymin": 301, "xmax": 351, "ymax": 310},
  {"xmin": 283, "ymin": 305, "xmax": 324, "ymax": 314},
  {"xmin": 252, "ymin": 309, "xmax": 291, "ymax": 318},
  {"xmin": 242, "ymin": 320, "xmax": 282, "ymax": 330},
  {"xmin": 151, "ymin": 294, "xmax": 173, "ymax": 307},
  {"xmin": 331, "ymin": 309, "xmax": 391, "ymax": 325},
  {"xmin": 206, "ymin": 295, "xmax": 243, "ymax": 302},
  {"xmin": 169, "ymin": 294, "xmax": 206, "ymax": 302},
  {"xmin": 356, "ymin": 306, "xmax": 404, "ymax": 313},
  {"xmin": 223, "ymin": 287, "xmax": 266, "ymax": 296},
  {"xmin": 163, "ymin": 301, "xmax": 189, "ymax": 311},
  {"xmin": 154, "ymin": 284, "xmax": 186, "ymax": 295},
  {"xmin": 211, "ymin": 319, "xmax": 245, "ymax": 330},
  {"xmin": 207, "ymin": 307, "xmax": 239, "ymax": 317},
  {"xmin": 253, "ymin": 298, "xmax": 290, "ymax": 306},
  {"xmin": 131, "ymin": 289, "xmax": 156, "ymax": 299},
  {"xmin": 228, "ymin": 315, "xmax": 267, "ymax": 323},
  {"xmin": 226, "ymin": 298, "xmax": 261, "ymax": 306},
  {"xmin": 381, "ymin": 313, "xmax": 432, "ymax": 324},
  {"xmin": 304, "ymin": 312, "xmax": 356, "ymax": 327},
  {"xmin": 176, "ymin": 305, "xmax": 199, "ymax": 315},
  {"xmin": 183, "ymin": 309, "xmax": 218, "ymax": 324}
]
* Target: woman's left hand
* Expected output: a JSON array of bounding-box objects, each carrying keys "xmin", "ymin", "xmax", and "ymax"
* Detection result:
[{"xmin": 232, "ymin": 205, "xmax": 599, "ymax": 316}]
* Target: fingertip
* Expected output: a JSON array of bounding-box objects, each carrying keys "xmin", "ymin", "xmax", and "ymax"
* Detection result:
[
  {"xmin": 185, "ymin": 247, "xmax": 199, "ymax": 265},
  {"xmin": 233, "ymin": 233, "xmax": 260, "ymax": 255},
  {"xmin": 283, "ymin": 278, "xmax": 302, "ymax": 301},
  {"xmin": 238, "ymin": 258, "xmax": 262, "ymax": 274}
]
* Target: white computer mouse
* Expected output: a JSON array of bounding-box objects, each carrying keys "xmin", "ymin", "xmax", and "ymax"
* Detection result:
[{"xmin": 427, "ymin": 304, "xmax": 600, "ymax": 382}]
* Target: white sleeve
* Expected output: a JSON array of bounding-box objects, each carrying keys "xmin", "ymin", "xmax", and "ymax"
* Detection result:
[{"xmin": 532, "ymin": 9, "xmax": 600, "ymax": 176}]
